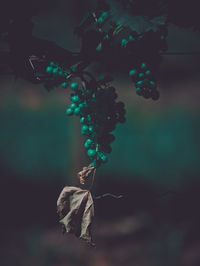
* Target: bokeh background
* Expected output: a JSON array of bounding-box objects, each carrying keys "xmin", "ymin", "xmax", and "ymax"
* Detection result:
[{"xmin": 1, "ymin": 1, "xmax": 200, "ymax": 265}]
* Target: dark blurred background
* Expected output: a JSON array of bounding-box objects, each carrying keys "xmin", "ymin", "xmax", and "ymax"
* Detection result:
[{"xmin": 1, "ymin": 0, "xmax": 200, "ymax": 265}]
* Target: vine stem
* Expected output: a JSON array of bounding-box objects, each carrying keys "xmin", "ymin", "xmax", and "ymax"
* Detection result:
[{"xmin": 89, "ymin": 168, "xmax": 96, "ymax": 191}]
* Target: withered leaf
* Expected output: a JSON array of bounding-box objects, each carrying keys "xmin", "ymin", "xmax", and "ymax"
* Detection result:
[{"xmin": 57, "ymin": 186, "xmax": 95, "ymax": 246}]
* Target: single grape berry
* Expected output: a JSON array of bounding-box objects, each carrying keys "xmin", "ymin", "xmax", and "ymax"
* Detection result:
[
  {"xmin": 97, "ymin": 17, "xmax": 104, "ymax": 25},
  {"xmin": 82, "ymin": 125, "xmax": 89, "ymax": 132},
  {"xmin": 149, "ymin": 81, "xmax": 156, "ymax": 88},
  {"xmin": 50, "ymin": 62, "xmax": 55, "ymax": 66},
  {"xmin": 138, "ymin": 73, "xmax": 144, "ymax": 78},
  {"xmin": 52, "ymin": 68, "xmax": 59, "ymax": 75},
  {"xmin": 121, "ymin": 39, "xmax": 128, "ymax": 48},
  {"xmin": 80, "ymin": 117, "xmax": 85, "ymax": 124},
  {"xmin": 102, "ymin": 11, "xmax": 108, "ymax": 19},
  {"xmin": 101, "ymin": 154, "xmax": 108, "ymax": 163},
  {"xmin": 88, "ymin": 149, "xmax": 97, "ymax": 158},
  {"xmin": 136, "ymin": 87, "xmax": 142, "ymax": 95},
  {"xmin": 61, "ymin": 82, "xmax": 68, "ymax": 88},
  {"xmin": 74, "ymin": 107, "xmax": 81, "ymax": 115},
  {"xmin": 129, "ymin": 35, "xmax": 135, "ymax": 41},
  {"xmin": 66, "ymin": 108, "xmax": 73, "ymax": 116},
  {"xmin": 70, "ymin": 103, "xmax": 77, "ymax": 109},
  {"xmin": 141, "ymin": 62, "xmax": 147, "ymax": 69},
  {"xmin": 46, "ymin": 66, "xmax": 53, "ymax": 73},
  {"xmin": 145, "ymin": 70, "xmax": 151, "ymax": 76},
  {"xmin": 71, "ymin": 95, "xmax": 81, "ymax": 103},
  {"xmin": 84, "ymin": 139, "xmax": 93, "ymax": 149},
  {"xmin": 70, "ymin": 82, "xmax": 79, "ymax": 90},
  {"xmin": 129, "ymin": 69, "xmax": 137, "ymax": 77},
  {"xmin": 136, "ymin": 80, "xmax": 143, "ymax": 87}
]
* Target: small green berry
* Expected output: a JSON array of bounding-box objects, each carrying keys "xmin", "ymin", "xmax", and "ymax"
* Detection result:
[
  {"xmin": 101, "ymin": 154, "xmax": 108, "ymax": 163},
  {"xmin": 145, "ymin": 70, "xmax": 151, "ymax": 76},
  {"xmin": 138, "ymin": 73, "xmax": 144, "ymax": 78},
  {"xmin": 82, "ymin": 125, "xmax": 89, "ymax": 131},
  {"xmin": 89, "ymin": 125, "xmax": 94, "ymax": 132},
  {"xmin": 66, "ymin": 108, "xmax": 73, "ymax": 116},
  {"xmin": 141, "ymin": 62, "xmax": 147, "ymax": 69},
  {"xmin": 71, "ymin": 95, "xmax": 81, "ymax": 103},
  {"xmin": 136, "ymin": 80, "xmax": 143, "ymax": 87},
  {"xmin": 70, "ymin": 82, "xmax": 79, "ymax": 90},
  {"xmin": 129, "ymin": 35, "xmax": 135, "ymax": 41},
  {"xmin": 52, "ymin": 68, "xmax": 59, "ymax": 75},
  {"xmin": 121, "ymin": 39, "xmax": 128, "ymax": 48},
  {"xmin": 70, "ymin": 103, "xmax": 77, "ymax": 109},
  {"xmin": 61, "ymin": 82, "xmax": 68, "ymax": 88},
  {"xmin": 149, "ymin": 81, "xmax": 156, "ymax": 88},
  {"xmin": 129, "ymin": 69, "xmax": 137, "ymax": 77},
  {"xmin": 102, "ymin": 12, "xmax": 108, "ymax": 19},
  {"xmin": 80, "ymin": 117, "xmax": 85, "ymax": 124},
  {"xmin": 50, "ymin": 62, "xmax": 55, "ymax": 66},
  {"xmin": 136, "ymin": 87, "xmax": 142, "ymax": 95},
  {"xmin": 88, "ymin": 149, "xmax": 97, "ymax": 158},
  {"xmin": 97, "ymin": 17, "xmax": 104, "ymax": 25},
  {"xmin": 74, "ymin": 107, "xmax": 81, "ymax": 115},
  {"xmin": 46, "ymin": 66, "xmax": 53, "ymax": 73},
  {"xmin": 96, "ymin": 42, "xmax": 102, "ymax": 52},
  {"xmin": 58, "ymin": 70, "xmax": 64, "ymax": 76}
]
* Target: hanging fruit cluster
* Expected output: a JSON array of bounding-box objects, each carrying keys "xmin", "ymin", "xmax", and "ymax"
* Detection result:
[{"xmin": 45, "ymin": 61, "xmax": 126, "ymax": 167}]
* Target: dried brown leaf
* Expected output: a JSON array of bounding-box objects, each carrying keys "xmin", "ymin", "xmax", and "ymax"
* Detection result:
[{"xmin": 57, "ymin": 186, "xmax": 95, "ymax": 246}]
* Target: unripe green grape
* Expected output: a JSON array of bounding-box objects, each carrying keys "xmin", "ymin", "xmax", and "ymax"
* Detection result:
[
  {"xmin": 136, "ymin": 87, "xmax": 142, "ymax": 95},
  {"xmin": 84, "ymin": 142, "xmax": 91, "ymax": 149},
  {"xmin": 79, "ymin": 102, "xmax": 88, "ymax": 109},
  {"xmin": 97, "ymin": 17, "xmax": 104, "ymax": 25},
  {"xmin": 89, "ymin": 125, "xmax": 94, "ymax": 132},
  {"xmin": 149, "ymin": 81, "xmax": 156, "ymax": 88},
  {"xmin": 129, "ymin": 69, "xmax": 137, "ymax": 77},
  {"xmin": 66, "ymin": 108, "xmax": 73, "ymax": 116},
  {"xmin": 88, "ymin": 149, "xmax": 97, "ymax": 158},
  {"xmin": 80, "ymin": 117, "xmax": 86, "ymax": 124},
  {"xmin": 96, "ymin": 42, "xmax": 102, "ymax": 52},
  {"xmin": 129, "ymin": 35, "xmax": 135, "ymax": 41},
  {"xmin": 70, "ymin": 82, "xmax": 79, "ymax": 90},
  {"xmin": 101, "ymin": 154, "xmax": 108, "ymax": 163},
  {"xmin": 102, "ymin": 11, "xmax": 108, "ymax": 19},
  {"xmin": 87, "ymin": 114, "xmax": 92, "ymax": 121},
  {"xmin": 46, "ymin": 66, "xmax": 53, "ymax": 73},
  {"xmin": 82, "ymin": 125, "xmax": 89, "ymax": 131},
  {"xmin": 61, "ymin": 82, "xmax": 68, "ymax": 88},
  {"xmin": 138, "ymin": 73, "xmax": 144, "ymax": 78},
  {"xmin": 81, "ymin": 129, "xmax": 88, "ymax": 136},
  {"xmin": 145, "ymin": 70, "xmax": 151, "ymax": 76},
  {"xmin": 50, "ymin": 62, "xmax": 55, "ymax": 66},
  {"xmin": 70, "ymin": 103, "xmax": 77, "ymax": 110},
  {"xmin": 74, "ymin": 107, "xmax": 81, "ymax": 115},
  {"xmin": 84, "ymin": 138, "xmax": 93, "ymax": 149},
  {"xmin": 136, "ymin": 80, "xmax": 143, "ymax": 87},
  {"xmin": 71, "ymin": 95, "xmax": 81, "ymax": 103},
  {"xmin": 141, "ymin": 62, "xmax": 147, "ymax": 69},
  {"xmin": 52, "ymin": 67, "xmax": 59, "ymax": 75},
  {"xmin": 86, "ymin": 139, "xmax": 93, "ymax": 146},
  {"xmin": 58, "ymin": 70, "xmax": 64, "ymax": 76},
  {"xmin": 71, "ymin": 67, "xmax": 77, "ymax": 73},
  {"xmin": 121, "ymin": 39, "xmax": 128, "ymax": 48}
]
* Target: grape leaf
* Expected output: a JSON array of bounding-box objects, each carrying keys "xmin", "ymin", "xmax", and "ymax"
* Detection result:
[{"xmin": 57, "ymin": 186, "xmax": 95, "ymax": 247}]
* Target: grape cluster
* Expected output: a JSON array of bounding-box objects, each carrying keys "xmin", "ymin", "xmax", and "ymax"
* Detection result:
[
  {"xmin": 65, "ymin": 80, "xmax": 126, "ymax": 168},
  {"xmin": 46, "ymin": 61, "xmax": 73, "ymax": 89},
  {"xmin": 129, "ymin": 62, "xmax": 160, "ymax": 100}
]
